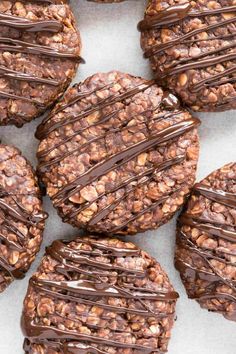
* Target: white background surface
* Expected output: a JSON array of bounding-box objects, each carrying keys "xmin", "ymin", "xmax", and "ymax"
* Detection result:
[{"xmin": 0, "ymin": 1, "xmax": 236, "ymax": 353}]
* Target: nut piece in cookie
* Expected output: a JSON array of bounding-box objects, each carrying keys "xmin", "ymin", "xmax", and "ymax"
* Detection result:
[
  {"xmin": 22, "ymin": 235, "xmax": 179, "ymax": 353},
  {"xmin": 0, "ymin": 143, "xmax": 47, "ymax": 292},
  {"xmin": 175, "ymin": 162, "xmax": 236, "ymax": 321},
  {"xmin": 36, "ymin": 71, "xmax": 200, "ymax": 235},
  {"xmin": 139, "ymin": 0, "xmax": 236, "ymax": 111},
  {"xmin": 0, "ymin": 0, "xmax": 83, "ymax": 127}
]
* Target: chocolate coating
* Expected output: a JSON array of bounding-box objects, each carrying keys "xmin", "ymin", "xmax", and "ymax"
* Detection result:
[
  {"xmin": 22, "ymin": 235, "xmax": 178, "ymax": 353},
  {"xmin": 0, "ymin": 0, "xmax": 82, "ymax": 127},
  {"xmin": 0, "ymin": 143, "xmax": 47, "ymax": 292},
  {"xmin": 175, "ymin": 162, "xmax": 236, "ymax": 321},
  {"xmin": 139, "ymin": 0, "xmax": 236, "ymax": 111},
  {"xmin": 36, "ymin": 71, "xmax": 200, "ymax": 235}
]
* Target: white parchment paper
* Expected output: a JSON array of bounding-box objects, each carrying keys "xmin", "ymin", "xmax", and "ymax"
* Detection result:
[{"xmin": 0, "ymin": 1, "xmax": 236, "ymax": 353}]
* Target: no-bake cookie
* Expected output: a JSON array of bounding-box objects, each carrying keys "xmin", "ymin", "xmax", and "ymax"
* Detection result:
[
  {"xmin": 0, "ymin": 143, "xmax": 47, "ymax": 293},
  {"xmin": 22, "ymin": 235, "xmax": 179, "ymax": 353},
  {"xmin": 36, "ymin": 71, "xmax": 200, "ymax": 235},
  {"xmin": 175, "ymin": 163, "xmax": 236, "ymax": 321},
  {"xmin": 139, "ymin": 0, "xmax": 236, "ymax": 111},
  {"xmin": 0, "ymin": 0, "xmax": 82, "ymax": 127}
]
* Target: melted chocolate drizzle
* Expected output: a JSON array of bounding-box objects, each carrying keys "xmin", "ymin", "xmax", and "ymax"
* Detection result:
[
  {"xmin": 138, "ymin": 3, "xmax": 236, "ymax": 94},
  {"xmin": 0, "ymin": 2, "xmax": 84, "ymax": 109},
  {"xmin": 0, "ymin": 186, "xmax": 47, "ymax": 282},
  {"xmin": 36, "ymin": 80, "xmax": 200, "ymax": 231},
  {"xmin": 175, "ymin": 181, "xmax": 236, "ymax": 310},
  {"xmin": 0, "ymin": 13, "xmax": 62, "ymax": 32},
  {"xmin": 22, "ymin": 237, "xmax": 178, "ymax": 353}
]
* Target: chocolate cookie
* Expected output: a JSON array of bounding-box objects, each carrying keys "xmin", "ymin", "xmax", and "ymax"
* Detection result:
[
  {"xmin": 36, "ymin": 71, "xmax": 200, "ymax": 235},
  {"xmin": 0, "ymin": 143, "xmax": 47, "ymax": 293},
  {"xmin": 22, "ymin": 235, "xmax": 179, "ymax": 353},
  {"xmin": 0, "ymin": 0, "xmax": 82, "ymax": 127},
  {"xmin": 175, "ymin": 163, "xmax": 236, "ymax": 321},
  {"xmin": 139, "ymin": 0, "xmax": 236, "ymax": 111}
]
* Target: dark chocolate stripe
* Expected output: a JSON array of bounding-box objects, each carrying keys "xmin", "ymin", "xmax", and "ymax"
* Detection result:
[
  {"xmin": 30, "ymin": 277, "xmax": 166, "ymax": 317},
  {"xmin": 178, "ymin": 230, "xmax": 236, "ymax": 267},
  {"xmin": 0, "ymin": 254, "xmax": 25, "ymax": 280},
  {"xmin": 175, "ymin": 258, "xmax": 227, "ymax": 284},
  {"xmin": 138, "ymin": 3, "xmax": 191, "ymax": 30},
  {"xmin": 53, "ymin": 117, "xmax": 200, "ymax": 206},
  {"xmin": 138, "ymin": 4, "xmax": 236, "ymax": 30},
  {"xmin": 194, "ymin": 183, "xmax": 236, "ymax": 208},
  {"xmin": 50, "ymin": 83, "xmax": 113, "ymax": 117},
  {"xmin": 46, "ymin": 240, "xmax": 145, "ymax": 275},
  {"xmin": 84, "ymin": 156, "xmax": 185, "ymax": 227},
  {"xmin": 194, "ymin": 292, "xmax": 236, "ymax": 302},
  {"xmin": 22, "ymin": 317, "xmax": 162, "ymax": 354},
  {"xmin": 50, "ymin": 237, "xmax": 141, "ymax": 256},
  {"xmin": 176, "ymin": 230, "xmax": 236, "ymax": 295},
  {"xmin": 162, "ymin": 40, "xmax": 236, "ymax": 76},
  {"xmin": 38, "ymin": 109, "xmax": 150, "ymax": 171},
  {"xmin": 0, "ymin": 232, "xmax": 24, "ymax": 251},
  {"xmin": 0, "ymin": 197, "xmax": 47, "ymax": 226},
  {"xmin": 37, "ymin": 107, "xmax": 182, "ymax": 168},
  {"xmin": 32, "ymin": 277, "xmax": 177, "ymax": 300},
  {"xmin": 0, "ymin": 186, "xmax": 47, "ymax": 280},
  {"xmin": 36, "ymin": 80, "xmax": 155, "ymax": 139},
  {"xmin": 179, "ymin": 215, "xmax": 236, "ymax": 242},
  {"xmin": 143, "ymin": 17, "xmax": 236, "ymax": 58},
  {"xmin": 110, "ymin": 187, "xmax": 181, "ymax": 233},
  {"xmin": 140, "ymin": 3, "xmax": 236, "ymax": 92},
  {"xmin": 59, "ymin": 342, "xmax": 111, "ymax": 354},
  {"xmin": 0, "ymin": 37, "xmax": 84, "ymax": 62},
  {"xmin": 162, "ymin": 51, "xmax": 236, "ymax": 78},
  {"xmin": 0, "ymin": 13, "xmax": 62, "ymax": 32},
  {"xmin": 0, "ymin": 66, "xmax": 60, "ymax": 86},
  {"xmin": 191, "ymin": 66, "xmax": 236, "ymax": 92},
  {"xmin": 0, "ymin": 5, "xmax": 84, "ymax": 109},
  {"xmin": 23, "ymin": 237, "xmax": 177, "ymax": 353},
  {"xmin": 176, "ymin": 178, "xmax": 236, "ymax": 305},
  {"xmin": 0, "ymin": 90, "xmax": 45, "ymax": 106}
]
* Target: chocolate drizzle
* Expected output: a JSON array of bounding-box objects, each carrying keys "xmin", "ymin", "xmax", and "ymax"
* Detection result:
[
  {"xmin": 138, "ymin": 4, "xmax": 236, "ymax": 30},
  {"xmin": 0, "ymin": 2, "xmax": 84, "ymax": 110},
  {"xmin": 36, "ymin": 78, "xmax": 200, "ymax": 232},
  {"xmin": 53, "ymin": 116, "xmax": 199, "ymax": 231},
  {"xmin": 22, "ymin": 237, "xmax": 178, "ymax": 353},
  {"xmin": 36, "ymin": 81, "xmax": 155, "ymax": 139},
  {"xmin": 175, "ymin": 180, "xmax": 236, "ymax": 311},
  {"xmin": 0, "ymin": 186, "xmax": 47, "ymax": 282},
  {"xmin": 0, "ymin": 13, "xmax": 63, "ymax": 32},
  {"xmin": 139, "ymin": 3, "xmax": 236, "ymax": 94},
  {"xmin": 0, "ymin": 65, "xmax": 60, "ymax": 86}
]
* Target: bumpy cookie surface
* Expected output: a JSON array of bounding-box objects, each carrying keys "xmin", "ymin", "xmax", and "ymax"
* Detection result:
[
  {"xmin": 22, "ymin": 235, "xmax": 179, "ymax": 353},
  {"xmin": 175, "ymin": 163, "xmax": 236, "ymax": 321},
  {"xmin": 36, "ymin": 71, "xmax": 200, "ymax": 235},
  {"xmin": 139, "ymin": 0, "xmax": 236, "ymax": 111},
  {"xmin": 0, "ymin": 143, "xmax": 47, "ymax": 292},
  {"xmin": 0, "ymin": 0, "xmax": 82, "ymax": 127}
]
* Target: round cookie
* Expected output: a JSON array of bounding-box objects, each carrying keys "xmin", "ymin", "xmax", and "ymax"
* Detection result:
[
  {"xmin": 22, "ymin": 235, "xmax": 179, "ymax": 354},
  {"xmin": 175, "ymin": 163, "xmax": 236, "ymax": 321},
  {"xmin": 139, "ymin": 0, "xmax": 236, "ymax": 112},
  {"xmin": 0, "ymin": 0, "xmax": 82, "ymax": 127},
  {"xmin": 36, "ymin": 71, "xmax": 200, "ymax": 235},
  {"xmin": 0, "ymin": 143, "xmax": 47, "ymax": 293}
]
